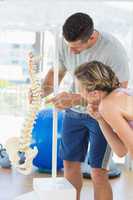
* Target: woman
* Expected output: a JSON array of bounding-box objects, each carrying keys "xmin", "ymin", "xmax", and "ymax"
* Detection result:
[{"xmin": 75, "ymin": 61, "xmax": 133, "ymax": 158}]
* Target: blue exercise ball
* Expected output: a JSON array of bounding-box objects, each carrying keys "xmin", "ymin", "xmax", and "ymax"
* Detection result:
[{"xmin": 31, "ymin": 108, "xmax": 63, "ymax": 171}]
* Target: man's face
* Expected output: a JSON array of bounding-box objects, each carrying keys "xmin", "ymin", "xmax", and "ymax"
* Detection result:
[{"xmin": 66, "ymin": 39, "xmax": 91, "ymax": 54}]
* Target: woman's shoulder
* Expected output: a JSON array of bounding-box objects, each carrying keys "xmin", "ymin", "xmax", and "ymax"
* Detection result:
[
  {"xmin": 101, "ymin": 88, "xmax": 127, "ymax": 107},
  {"xmin": 99, "ymin": 88, "xmax": 133, "ymax": 119},
  {"xmin": 102, "ymin": 87, "xmax": 133, "ymax": 110},
  {"xmin": 105, "ymin": 88, "xmax": 125, "ymax": 100},
  {"xmin": 114, "ymin": 87, "xmax": 133, "ymax": 95},
  {"xmin": 107, "ymin": 88, "xmax": 133, "ymax": 99}
]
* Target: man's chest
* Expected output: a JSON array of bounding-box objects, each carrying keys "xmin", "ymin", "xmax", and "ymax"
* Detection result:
[{"xmin": 63, "ymin": 52, "xmax": 108, "ymax": 74}]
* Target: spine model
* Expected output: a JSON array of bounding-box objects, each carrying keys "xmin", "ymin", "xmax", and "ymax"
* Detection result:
[{"xmin": 6, "ymin": 53, "xmax": 41, "ymax": 175}]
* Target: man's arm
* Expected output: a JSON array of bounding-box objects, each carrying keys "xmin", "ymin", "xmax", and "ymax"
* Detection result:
[
  {"xmin": 28, "ymin": 68, "xmax": 66, "ymax": 104},
  {"xmin": 41, "ymin": 68, "xmax": 66, "ymax": 98},
  {"xmin": 46, "ymin": 92, "xmax": 87, "ymax": 110}
]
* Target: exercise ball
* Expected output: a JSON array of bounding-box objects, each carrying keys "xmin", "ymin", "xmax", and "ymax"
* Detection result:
[{"xmin": 31, "ymin": 108, "xmax": 63, "ymax": 172}]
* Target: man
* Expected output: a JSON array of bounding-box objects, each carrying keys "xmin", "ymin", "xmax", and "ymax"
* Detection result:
[{"xmin": 30, "ymin": 13, "xmax": 129, "ymax": 200}]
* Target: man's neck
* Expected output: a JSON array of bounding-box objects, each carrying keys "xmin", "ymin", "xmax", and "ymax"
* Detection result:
[{"xmin": 87, "ymin": 31, "xmax": 100, "ymax": 49}]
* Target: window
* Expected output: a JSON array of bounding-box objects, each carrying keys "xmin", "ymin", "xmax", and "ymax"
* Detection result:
[{"xmin": 0, "ymin": 31, "xmax": 35, "ymax": 143}]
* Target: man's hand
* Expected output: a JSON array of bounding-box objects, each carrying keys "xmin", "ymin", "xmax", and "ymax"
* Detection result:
[{"xmin": 45, "ymin": 92, "xmax": 81, "ymax": 110}]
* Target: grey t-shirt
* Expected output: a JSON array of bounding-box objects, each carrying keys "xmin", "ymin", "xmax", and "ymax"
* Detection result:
[{"xmin": 58, "ymin": 32, "xmax": 129, "ymax": 113}]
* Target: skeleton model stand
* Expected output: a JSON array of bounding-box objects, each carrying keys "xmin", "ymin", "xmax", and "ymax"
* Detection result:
[{"xmin": 6, "ymin": 53, "xmax": 41, "ymax": 175}]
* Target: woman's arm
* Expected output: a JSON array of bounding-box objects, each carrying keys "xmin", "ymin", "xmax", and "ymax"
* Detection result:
[
  {"xmin": 97, "ymin": 118, "xmax": 127, "ymax": 157},
  {"xmin": 87, "ymin": 101, "xmax": 127, "ymax": 157},
  {"xmin": 99, "ymin": 98, "xmax": 133, "ymax": 158}
]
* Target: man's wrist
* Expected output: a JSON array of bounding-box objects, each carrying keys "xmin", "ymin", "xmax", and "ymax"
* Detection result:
[
  {"xmin": 70, "ymin": 93, "xmax": 87, "ymax": 107},
  {"xmin": 41, "ymin": 85, "xmax": 53, "ymax": 98}
]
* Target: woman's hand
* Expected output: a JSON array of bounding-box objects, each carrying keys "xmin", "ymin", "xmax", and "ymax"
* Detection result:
[{"xmin": 87, "ymin": 102, "xmax": 102, "ymax": 121}]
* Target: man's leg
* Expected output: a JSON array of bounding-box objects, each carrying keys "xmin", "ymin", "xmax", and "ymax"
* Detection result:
[
  {"xmin": 64, "ymin": 160, "xmax": 82, "ymax": 200},
  {"xmin": 60, "ymin": 109, "xmax": 89, "ymax": 200},
  {"xmin": 91, "ymin": 168, "xmax": 113, "ymax": 200},
  {"xmin": 85, "ymin": 117, "xmax": 113, "ymax": 200}
]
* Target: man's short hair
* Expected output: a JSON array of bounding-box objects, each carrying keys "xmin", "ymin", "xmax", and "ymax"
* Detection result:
[{"xmin": 63, "ymin": 12, "xmax": 94, "ymax": 42}]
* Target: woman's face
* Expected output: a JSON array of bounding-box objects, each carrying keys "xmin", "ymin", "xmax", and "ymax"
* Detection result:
[{"xmin": 76, "ymin": 79, "xmax": 104, "ymax": 104}]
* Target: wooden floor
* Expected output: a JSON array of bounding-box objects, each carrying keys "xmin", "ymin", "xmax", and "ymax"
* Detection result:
[{"xmin": 0, "ymin": 167, "xmax": 133, "ymax": 200}]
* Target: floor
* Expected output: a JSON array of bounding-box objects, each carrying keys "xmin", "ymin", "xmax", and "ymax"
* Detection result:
[
  {"xmin": 0, "ymin": 115, "xmax": 23, "ymax": 144},
  {"xmin": 0, "ymin": 167, "xmax": 133, "ymax": 200},
  {"xmin": 0, "ymin": 115, "xmax": 133, "ymax": 199}
]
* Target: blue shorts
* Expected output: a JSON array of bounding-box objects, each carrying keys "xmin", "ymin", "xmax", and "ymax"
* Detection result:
[{"xmin": 60, "ymin": 109, "xmax": 111, "ymax": 169}]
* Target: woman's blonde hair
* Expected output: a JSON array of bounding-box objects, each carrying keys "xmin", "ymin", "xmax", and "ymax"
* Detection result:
[{"xmin": 75, "ymin": 61, "xmax": 120, "ymax": 93}]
